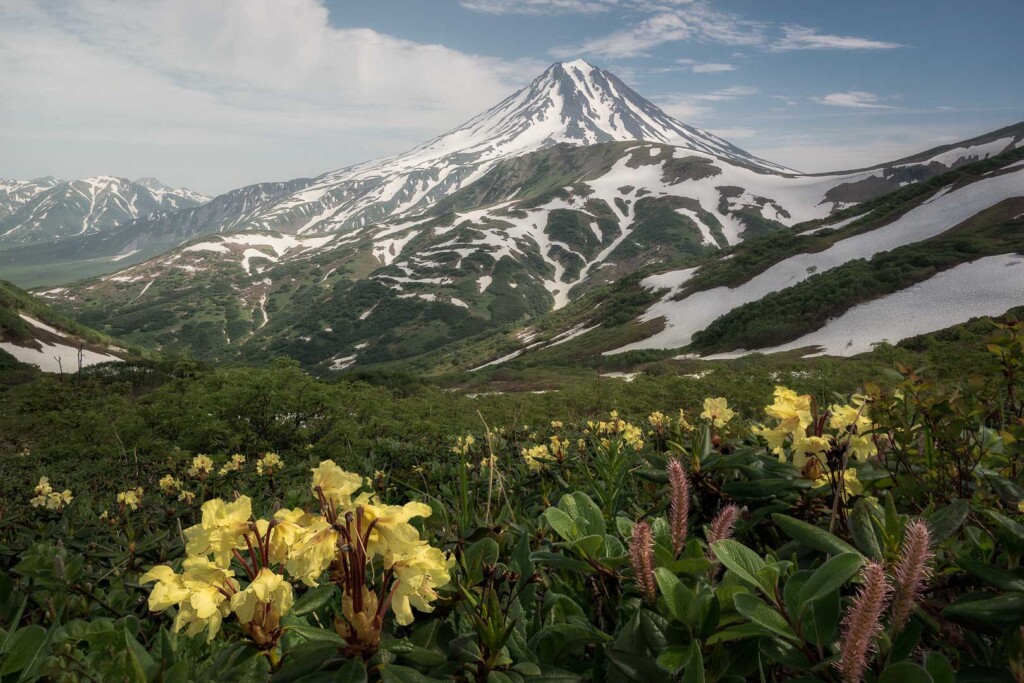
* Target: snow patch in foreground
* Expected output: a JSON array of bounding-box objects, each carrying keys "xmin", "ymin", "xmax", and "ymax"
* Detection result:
[
  {"xmin": 1, "ymin": 339, "xmax": 120, "ymax": 373},
  {"xmin": 701, "ymin": 254, "xmax": 1024, "ymax": 359}
]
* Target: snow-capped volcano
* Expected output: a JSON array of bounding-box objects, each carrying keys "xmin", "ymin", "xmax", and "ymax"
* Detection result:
[
  {"xmin": 216, "ymin": 60, "xmax": 790, "ymax": 236},
  {"xmin": 347, "ymin": 59, "xmax": 788, "ymax": 175}
]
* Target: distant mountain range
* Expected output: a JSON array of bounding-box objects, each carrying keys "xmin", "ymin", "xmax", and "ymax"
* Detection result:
[
  {"xmin": 4, "ymin": 60, "xmax": 1023, "ymax": 374},
  {"xmin": 0, "ymin": 175, "xmax": 208, "ymax": 245}
]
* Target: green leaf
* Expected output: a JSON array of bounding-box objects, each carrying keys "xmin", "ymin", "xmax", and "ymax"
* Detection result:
[
  {"xmin": 283, "ymin": 624, "xmax": 347, "ymax": 647},
  {"xmin": 0, "ymin": 626, "xmax": 46, "ymax": 677},
  {"xmin": 605, "ymin": 649, "xmax": 671, "ymax": 683},
  {"xmin": 336, "ymin": 658, "xmax": 368, "ymax": 683},
  {"xmin": 656, "ymin": 646, "xmax": 690, "ymax": 675},
  {"xmin": 543, "ymin": 507, "xmax": 577, "ymax": 542},
  {"xmin": 292, "ymin": 584, "xmax": 337, "ymax": 617},
  {"xmin": 732, "ymin": 593, "xmax": 797, "ymax": 642},
  {"xmin": 926, "ymin": 500, "xmax": 970, "ymax": 543},
  {"xmin": 772, "ymin": 514, "xmax": 861, "ymax": 557},
  {"xmin": 878, "ymin": 662, "xmax": 934, "ymax": 683},
  {"xmin": 849, "ymin": 499, "xmax": 884, "ymax": 560},
  {"xmin": 710, "ymin": 540, "xmax": 767, "ymax": 592},
  {"xmin": 681, "ymin": 641, "xmax": 705, "ymax": 683},
  {"xmin": 654, "ymin": 568, "xmax": 695, "ymax": 625},
  {"xmin": 957, "ymin": 558, "xmax": 1024, "ymax": 593},
  {"xmin": 377, "ymin": 664, "xmax": 445, "ymax": 683},
  {"xmin": 942, "ymin": 592, "xmax": 1024, "ymax": 626},
  {"xmin": 923, "ymin": 652, "xmax": 955, "ymax": 683},
  {"xmin": 799, "ymin": 553, "xmax": 863, "ymax": 606}
]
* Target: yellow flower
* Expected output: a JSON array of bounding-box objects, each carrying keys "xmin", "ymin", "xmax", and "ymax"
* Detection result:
[
  {"xmin": 310, "ymin": 460, "xmax": 364, "ymax": 509},
  {"xmin": 117, "ymin": 487, "xmax": 144, "ymax": 511},
  {"xmin": 752, "ymin": 423, "xmax": 790, "ymax": 457},
  {"xmin": 451, "ymin": 435, "xmax": 476, "ymax": 457},
  {"xmin": 648, "ymin": 411, "xmax": 668, "ymax": 429},
  {"xmin": 141, "ymin": 557, "xmax": 238, "ymax": 641},
  {"xmin": 188, "ymin": 455, "xmax": 214, "ymax": 478},
  {"xmin": 219, "ymin": 454, "xmax": 247, "ymax": 476},
  {"xmin": 813, "ymin": 467, "xmax": 864, "ymax": 500},
  {"xmin": 359, "ymin": 499, "xmax": 433, "ymax": 559},
  {"xmin": 159, "ymin": 475, "xmax": 182, "ymax": 495},
  {"xmin": 764, "ymin": 386, "xmax": 813, "ymax": 436},
  {"xmin": 677, "ymin": 409, "xmax": 694, "ymax": 432},
  {"xmin": 286, "ymin": 518, "xmax": 340, "ymax": 586},
  {"xmin": 256, "ymin": 453, "xmax": 283, "ymax": 476},
  {"xmin": 387, "ymin": 544, "xmax": 454, "ymax": 626},
  {"xmin": 522, "ymin": 444, "xmax": 554, "ymax": 471},
  {"xmin": 178, "ymin": 490, "xmax": 196, "ymax": 504},
  {"xmin": 230, "ymin": 568, "xmax": 293, "ymax": 624},
  {"xmin": 184, "ymin": 496, "xmax": 254, "ymax": 566},
  {"xmin": 701, "ymin": 397, "xmax": 735, "ymax": 428},
  {"xmin": 828, "ymin": 399, "xmax": 876, "ymax": 461},
  {"xmin": 550, "ymin": 421, "xmax": 563, "ymax": 429},
  {"xmin": 791, "ymin": 435, "xmax": 832, "ymax": 469},
  {"xmin": 30, "ymin": 477, "xmax": 72, "ymax": 511}
]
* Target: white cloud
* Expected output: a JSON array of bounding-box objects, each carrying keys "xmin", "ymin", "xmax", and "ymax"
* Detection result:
[
  {"xmin": 653, "ymin": 85, "xmax": 758, "ymax": 121},
  {"xmin": 460, "ymin": 0, "xmax": 616, "ymax": 13},
  {"xmin": 773, "ymin": 26, "xmax": 903, "ymax": 51},
  {"xmin": 693, "ymin": 86, "xmax": 759, "ymax": 101},
  {"xmin": 0, "ymin": 0, "xmax": 541, "ymax": 193},
  {"xmin": 707, "ymin": 127, "xmax": 757, "ymax": 139},
  {"xmin": 678, "ymin": 59, "xmax": 736, "ymax": 73},
  {"xmin": 814, "ymin": 91, "xmax": 895, "ymax": 109}
]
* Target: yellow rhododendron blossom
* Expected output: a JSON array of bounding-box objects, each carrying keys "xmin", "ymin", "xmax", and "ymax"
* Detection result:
[
  {"xmin": 813, "ymin": 467, "xmax": 864, "ymax": 500},
  {"xmin": 230, "ymin": 568, "xmax": 293, "ymax": 625},
  {"xmin": 286, "ymin": 518, "xmax": 341, "ymax": 586},
  {"xmin": 141, "ymin": 557, "xmax": 238, "ymax": 641},
  {"xmin": 219, "ymin": 454, "xmax": 246, "ymax": 476},
  {"xmin": 522, "ymin": 444, "xmax": 554, "ymax": 471},
  {"xmin": 30, "ymin": 477, "xmax": 73, "ymax": 511},
  {"xmin": 648, "ymin": 411, "xmax": 668, "ymax": 429},
  {"xmin": 550, "ymin": 421, "xmax": 563, "ymax": 429},
  {"xmin": 311, "ymin": 460, "xmax": 364, "ymax": 508},
  {"xmin": 178, "ymin": 490, "xmax": 196, "ymax": 504},
  {"xmin": 184, "ymin": 496, "xmax": 254, "ymax": 567},
  {"xmin": 386, "ymin": 544, "xmax": 455, "ymax": 625},
  {"xmin": 117, "ymin": 487, "xmax": 144, "ymax": 511},
  {"xmin": 791, "ymin": 436, "xmax": 832, "ymax": 470},
  {"xmin": 677, "ymin": 409, "xmax": 694, "ymax": 432},
  {"xmin": 159, "ymin": 475, "xmax": 182, "ymax": 495},
  {"xmin": 256, "ymin": 453, "xmax": 283, "ymax": 476},
  {"xmin": 828, "ymin": 398, "xmax": 877, "ymax": 461},
  {"xmin": 764, "ymin": 386, "xmax": 813, "ymax": 436},
  {"xmin": 701, "ymin": 397, "xmax": 735, "ymax": 428},
  {"xmin": 188, "ymin": 455, "xmax": 214, "ymax": 478}
]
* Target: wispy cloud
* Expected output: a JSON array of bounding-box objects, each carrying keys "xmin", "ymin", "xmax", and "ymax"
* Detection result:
[
  {"xmin": 814, "ymin": 91, "xmax": 895, "ymax": 109},
  {"xmin": 539, "ymin": 0, "xmax": 901, "ymax": 58},
  {"xmin": 678, "ymin": 58, "xmax": 736, "ymax": 73},
  {"xmin": 653, "ymin": 85, "xmax": 759, "ymax": 121},
  {"xmin": 772, "ymin": 26, "xmax": 903, "ymax": 51}
]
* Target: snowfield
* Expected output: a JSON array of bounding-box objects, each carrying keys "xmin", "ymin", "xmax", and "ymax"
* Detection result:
[
  {"xmin": 702, "ymin": 254, "xmax": 1024, "ymax": 359},
  {"xmin": 610, "ymin": 164, "xmax": 1024, "ymax": 354}
]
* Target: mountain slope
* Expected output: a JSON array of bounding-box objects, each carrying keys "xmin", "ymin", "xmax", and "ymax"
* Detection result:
[
  {"xmin": 0, "ymin": 176, "xmax": 209, "ymax": 245},
  {"xmin": 0, "ymin": 177, "xmax": 63, "ymax": 219},
  {"xmin": 0, "ymin": 279, "xmax": 134, "ymax": 373}
]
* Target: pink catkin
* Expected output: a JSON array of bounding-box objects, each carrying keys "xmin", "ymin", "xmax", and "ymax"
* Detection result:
[
  {"xmin": 706, "ymin": 504, "xmax": 740, "ymax": 560},
  {"xmin": 667, "ymin": 459, "xmax": 690, "ymax": 557},
  {"xmin": 890, "ymin": 519, "xmax": 935, "ymax": 633},
  {"xmin": 629, "ymin": 520, "xmax": 657, "ymax": 604},
  {"xmin": 838, "ymin": 561, "xmax": 893, "ymax": 683}
]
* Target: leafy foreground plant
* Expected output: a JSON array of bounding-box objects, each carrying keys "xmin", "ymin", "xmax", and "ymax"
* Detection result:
[{"xmin": 141, "ymin": 460, "xmax": 453, "ymax": 676}]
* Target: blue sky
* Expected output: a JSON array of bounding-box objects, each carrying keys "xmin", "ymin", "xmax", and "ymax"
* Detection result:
[{"xmin": 1, "ymin": 0, "xmax": 1021, "ymax": 194}]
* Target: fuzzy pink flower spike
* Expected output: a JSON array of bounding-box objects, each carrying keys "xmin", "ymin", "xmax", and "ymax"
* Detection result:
[
  {"xmin": 890, "ymin": 519, "xmax": 934, "ymax": 633},
  {"xmin": 837, "ymin": 560, "xmax": 893, "ymax": 683},
  {"xmin": 706, "ymin": 504, "xmax": 740, "ymax": 561},
  {"xmin": 629, "ymin": 520, "xmax": 657, "ymax": 604},
  {"xmin": 667, "ymin": 458, "xmax": 691, "ymax": 557}
]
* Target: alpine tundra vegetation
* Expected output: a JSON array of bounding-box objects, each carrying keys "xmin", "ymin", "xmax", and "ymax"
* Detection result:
[{"xmin": 2, "ymin": 1, "xmax": 1024, "ymax": 681}]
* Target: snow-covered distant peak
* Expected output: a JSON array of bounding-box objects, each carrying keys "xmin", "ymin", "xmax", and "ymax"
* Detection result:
[{"xmin": 331, "ymin": 60, "xmax": 789, "ymax": 179}]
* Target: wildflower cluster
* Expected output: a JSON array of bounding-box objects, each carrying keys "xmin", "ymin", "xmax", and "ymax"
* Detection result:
[
  {"xmin": 117, "ymin": 486, "xmax": 144, "ymax": 511},
  {"xmin": 219, "ymin": 453, "xmax": 246, "ymax": 475},
  {"xmin": 142, "ymin": 460, "xmax": 452, "ymax": 662},
  {"xmin": 255, "ymin": 452, "xmax": 283, "ymax": 476},
  {"xmin": 29, "ymin": 476, "xmax": 72, "ymax": 512},
  {"xmin": 586, "ymin": 410, "xmax": 645, "ymax": 451}
]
